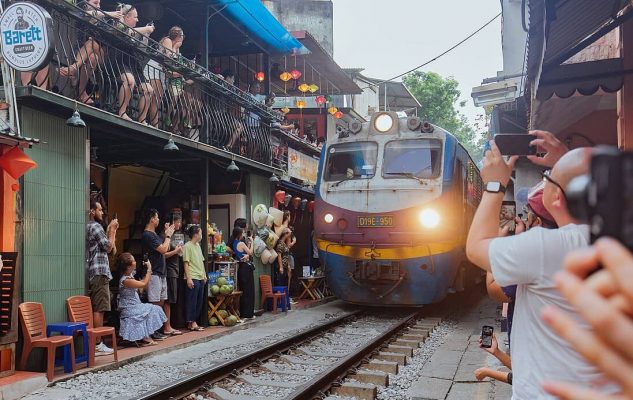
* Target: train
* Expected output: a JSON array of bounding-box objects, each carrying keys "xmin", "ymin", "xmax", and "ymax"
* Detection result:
[{"xmin": 314, "ymin": 111, "xmax": 484, "ymax": 306}]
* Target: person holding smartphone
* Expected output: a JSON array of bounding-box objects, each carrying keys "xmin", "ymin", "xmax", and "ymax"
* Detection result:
[{"xmin": 466, "ymin": 142, "xmax": 619, "ymax": 398}]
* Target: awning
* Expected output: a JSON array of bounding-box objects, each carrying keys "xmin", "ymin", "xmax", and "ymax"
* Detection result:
[
  {"xmin": 527, "ymin": 0, "xmax": 631, "ymax": 76},
  {"xmin": 537, "ymin": 58, "xmax": 626, "ymax": 100},
  {"xmin": 0, "ymin": 131, "xmax": 40, "ymax": 148},
  {"xmin": 210, "ymin": 0, "xmax": 308, "ymax": 55},
  {"xmin": 350, "ymin": 71, "xmax": 421, "ymax": 112},
  {"xmin": 277, "ymin": 179, "xmax": 315, "ymax": 198},
  {"xmin": 271, "ymin": 31, "xmax": 361, "ymax": 95}
]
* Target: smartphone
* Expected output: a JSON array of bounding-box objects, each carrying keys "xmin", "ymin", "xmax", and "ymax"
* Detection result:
[
  {"xmin": 500, "ymin": 201, "xmax": 516, "ymax": 233},
  {"xmin": 143, "ymin": 253, "xmax": 149, "ymax": 264},
  {"xmin": 495, "ymin": 134, "xmax": 536, "ymax": 156},
  {"xmin": 481, "ymin": 325, "xmax": 494, "ymax": 348},
  {"xmin": 113, "ymin": 212, "xmax": 118, "ymax": 220}
]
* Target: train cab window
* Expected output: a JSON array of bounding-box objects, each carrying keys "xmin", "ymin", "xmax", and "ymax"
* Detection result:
[
  {"xmin": 382, "ymin": 139, "xmax": 442, "ymax": 179},
  {"xmin": 324, "ymin": 142, "xmax": 378, "ymax": 181}
]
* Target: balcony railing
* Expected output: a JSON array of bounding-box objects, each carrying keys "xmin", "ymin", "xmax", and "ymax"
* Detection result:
[{"xmin": 14, "ymin": 0, "xmax": 281, "ymax": 165}]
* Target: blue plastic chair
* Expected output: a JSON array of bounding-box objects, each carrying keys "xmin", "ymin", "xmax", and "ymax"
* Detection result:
[
  {"xmin": 272, "ymin": 286, "xmax": 289, "ymax": 311},
  {"xmin": 47, "ymin": 322, "xmax": 89, "ymax": 372}
]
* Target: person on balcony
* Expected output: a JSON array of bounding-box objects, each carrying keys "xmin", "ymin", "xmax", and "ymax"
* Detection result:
[
  {"xmin": 143, "ymin": 26, "xmax": 184, "ymax": 128},
  {"xmin": 222, "ymin": 70, "xmax": 245, "ymax": 152},
  {"xmin": 117, "ymin": 253, "xmax": 167, "ymax": 346},
  {"xmin": 59, "ymin": 0, "xmax": 123, "ymax": 105},
  {"xmin": 113, "ymin": 4, "xmax": 155, "ymax": 123}
]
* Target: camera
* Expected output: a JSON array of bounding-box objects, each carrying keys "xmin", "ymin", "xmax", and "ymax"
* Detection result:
[
  {"xmin": 567, "ymin": 146, "xmax": 633, "ymax": 251},
  {"xmin": 135, "ymin": 253, "xmax": 149, "ymax": 280}
]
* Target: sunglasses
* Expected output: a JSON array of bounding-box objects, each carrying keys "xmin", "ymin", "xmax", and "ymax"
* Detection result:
[{"xmin": 541, "ymin": 170, "xmax": 566, "ymax": 198}]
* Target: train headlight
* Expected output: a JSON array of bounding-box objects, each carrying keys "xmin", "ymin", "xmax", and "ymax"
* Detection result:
[
  {"xmin": 374, "ymin": 114, "xmax": 394, "ymax": 132},
  {"xmin": 324, "ymin": 213, "xmax": 334, "ymax": 224},
  {"xmin": 419, "ymin": 209, "xmax": 440, "ymax": 228}
]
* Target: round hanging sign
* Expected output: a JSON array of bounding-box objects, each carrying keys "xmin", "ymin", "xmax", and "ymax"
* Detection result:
[{"xmin": 0, "ymin": 2, "xmax": 54, "ymax": 72}]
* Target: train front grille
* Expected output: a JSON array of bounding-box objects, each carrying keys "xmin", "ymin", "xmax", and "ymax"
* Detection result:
[{"xmin": 353, "ymin": 260, "xmax": 401, "ymax": 282}]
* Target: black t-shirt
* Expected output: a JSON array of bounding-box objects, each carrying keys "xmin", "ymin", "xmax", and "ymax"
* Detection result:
[
  {"xmin": 165, "ymin": 232, "xmax": 184, "ymax": 278},
  {"xmin": 142, "ymin": 230, "xmax": 166, "ymax": 276}
]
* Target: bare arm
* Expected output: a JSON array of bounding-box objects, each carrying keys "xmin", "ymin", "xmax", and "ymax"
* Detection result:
[
  {"xmin": 123, "ymin": 265, "xmax": 152, "ymax": 289},
  {"xmin": 475, "ymin": 367, "xmax": 510, "ymax": 383},
  {"xmin": 492, "ymin": 348, "xmax": 512, "ymax": 369},
  {"xmin": 237, "ymin": 241, "xmax": 252, "ymax": 256},
  {"xmin": 165, "ymin": 244, "xmax": 182, "ymax": 258},
  {"xmin": 486, "ymin": 272, "xmax": 511, "ymax": 303}
]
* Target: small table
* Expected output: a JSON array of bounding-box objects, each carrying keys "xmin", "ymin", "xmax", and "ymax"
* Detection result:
[
  {"xmin": 46, "ymin": 322, "xmax": 88, "ymax": 372},
  {"xmin": 298, "ymin": 277, "xmax": 325, "ymax": 300},
  {"xmin": 208, "ymin": 291, "xmax": 243, "ymax": 326}
]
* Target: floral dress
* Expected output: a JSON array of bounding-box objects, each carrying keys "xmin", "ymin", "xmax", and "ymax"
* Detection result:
[{"xmin": 118, "ymin": 275, "xmax": 167, "ymax": 341}]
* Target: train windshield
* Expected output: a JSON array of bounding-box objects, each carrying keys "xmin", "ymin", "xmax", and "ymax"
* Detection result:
[
  {"xmin": 382, "ymin": 139, "xmax": 442, "ymax": 179},
  {"xmin": 324, "ymin": 142, "xmax": 378, "ymax": 181}
]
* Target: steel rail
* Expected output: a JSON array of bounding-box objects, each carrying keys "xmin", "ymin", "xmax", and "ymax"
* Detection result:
[
  {"xmin": 286, "ymin": 312, "xmax": 419, "ymax": 400},
  {"xmin": 133, "ymin": 310, "xmax": 363, "ymax": 400}
]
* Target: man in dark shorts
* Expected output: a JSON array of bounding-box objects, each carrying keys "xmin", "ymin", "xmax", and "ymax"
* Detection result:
[
  {"xmin": 141, "ymin": 209, "xmax": 177, "ymax": 340},
  {"xmin": 164, "ymin": 215, "xmax": 183, "ymax": 333},
  {"xmin": 86, "ymin": 200, "xmax": 118, "ymax": 355}
]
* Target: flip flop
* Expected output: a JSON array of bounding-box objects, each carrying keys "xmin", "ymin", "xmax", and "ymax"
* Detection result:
[
  {"xmin": 141, "ymin": 339, "xmax": 157, "ymax": 346},
  {"xmin": 164, "ymin": 329, "xmax": 183, "ymax": 336}
]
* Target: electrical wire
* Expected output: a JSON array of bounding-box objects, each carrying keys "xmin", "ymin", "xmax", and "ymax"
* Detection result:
[{"xmin": 360, "ymin": 12, "xmax": 502, "ymax": 90}]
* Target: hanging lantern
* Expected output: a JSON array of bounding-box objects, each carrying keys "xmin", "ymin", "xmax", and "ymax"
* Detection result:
[
  {"xmin": 315, "ymin": 95, "xmax": 326, "ymax": 105},
  {"xmin": 10, "ymin": 183, "xmax": 19, "ymax": 192},
  {"xmin": 325, "ymin": 95, "xmax": 332, "ymax": 102},
  {"xmin": 290, "ymin": 70, "xmax": 302, "ymax": 80},
  {"xmin": 300, "ymin": 198, "xmax": 308, "ymax": 211},
  {"xmin": 307, "ymin": 200, "xmax": 315, "ymax": 213},
  {"xmin": 296, "ymin": 100, "xmax": 306, "ymax": 109},
  {"xmin": 308, "ymin": 84, "xmax": 319, "ymax": 93},
  {"xmin": 328, "ymin": 106, "xmax": 338, "ymax": 115},
  {"xmin": 279, "ymin": 71, "xmax": 292, "ymax": 82},
  {"xmin": 0, "ymin": 147, "xmax": 38, "ymax": 180},
  {"xmin": 298, "ymin": 83, "xmax": 310, "ymax": 93},
  {"xmin": 284, "ymin": 193, "xmax": 292, "ymax": 207},
  {"xmin": 255, "ymin": 71, "xmax": 265, "ymax": 82},
  {"xmin": 281, "ymin": 106, "xmax": 290, "ymax": 114},
  {"xmin": 334, "ymin": 111, "xmax": 344, "ymax": 119}
]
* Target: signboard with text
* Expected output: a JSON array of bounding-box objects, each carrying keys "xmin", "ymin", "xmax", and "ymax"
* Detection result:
[
  {"xmin": 288, "ymin": 147, "xmax": 318, "ymax": 185},
  {"xmin": 0, "ymin": 2, "xmax": 54, "ymax": 71}
]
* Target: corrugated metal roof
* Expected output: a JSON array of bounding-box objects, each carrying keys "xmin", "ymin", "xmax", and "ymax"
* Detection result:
[
  {"xmin": 528, "ymin": 0, "xmax": 630, "ymax": 76},
  {"xmin": 0, "ymin": 131, "xmax": 40, "ymax": 147}
]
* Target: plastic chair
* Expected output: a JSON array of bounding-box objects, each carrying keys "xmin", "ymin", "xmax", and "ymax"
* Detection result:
[
  {"xmin": 259, "ymin": 275, "xmax": 286, "ymax": 314},
  {"xmin": 272, "ymin": 286, "xmax": 289, "ymax": 312},
  {"xmin": 18, "ymin": 302, "xmax": 76, "ymax": 382},
  {"xmin": 66, "ymin": 296, "xmax": 118, "ymax": 366}
]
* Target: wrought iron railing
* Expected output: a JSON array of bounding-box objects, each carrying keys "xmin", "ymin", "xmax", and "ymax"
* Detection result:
[{"xmin": 13, "ymin": 0, "xmax": 279, "ymax": 164}]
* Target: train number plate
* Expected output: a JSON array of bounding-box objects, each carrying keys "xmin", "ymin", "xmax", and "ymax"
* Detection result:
[{"xmin": 357, "ymin": 215, "xmax": 394, "ymax": 228}]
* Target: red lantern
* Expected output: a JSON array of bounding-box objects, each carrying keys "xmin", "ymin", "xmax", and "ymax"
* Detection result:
[
  {"xmin": 290, "ymin": 70, "xmax": 302, "ymax": 80},
  {"xmin": 292, "ymin": 197, "xmax": 301, "ymax": 210},
  {"xmin": 315, "ymin": 95, "xmax": 326, "ymax": 105},
  {"xmin": 10, "ymin": 183, "xmax": 19, "ymax": 192},
  {"xmin": 255, "ymin": 71, "xmax": 265, "ymax": 82},
  {"xmin": 334, "ymin": 111, "xmax": 344, "ymax": 119},
  {"xmin": 0, "ymin": 147, "xmax": 37, "ymax": 180},
  {"xmin": 307, "ymin": 200, "xmax": 315, "ymax": 213},
  {"xmin": 275, "ymin": 190, "xmax": 286, "ymax": 204}
]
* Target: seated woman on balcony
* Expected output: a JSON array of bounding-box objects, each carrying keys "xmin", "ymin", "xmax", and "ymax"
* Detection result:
[
  {"xmin": 117, "ymin": 253, "xmax": 167, "ymax": 346},
  {"xmin": 221, "ymin": 70, "xmax": 244, "ymax": 151},
  {"xmin": 113, "ymin": 4, "xmax": 155, "ymax": 123},
  {"xmin": 58, "ymin": 0, "xmax": 123, "ymax": 105}
]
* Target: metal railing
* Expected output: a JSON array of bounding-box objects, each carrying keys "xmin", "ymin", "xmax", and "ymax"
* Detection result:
[{"xmin": 13, "ymin": 0, "xmax": 279, "ymax": 164}]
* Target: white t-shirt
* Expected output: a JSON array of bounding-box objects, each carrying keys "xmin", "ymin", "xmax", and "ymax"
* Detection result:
[{"xmin": 490, "ymin": 224, "xmax": 614, "ymax": 400}]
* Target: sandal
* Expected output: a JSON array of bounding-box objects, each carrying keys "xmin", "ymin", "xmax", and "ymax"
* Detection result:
[
  {"xmin": 164, "ymin": 329, "xmax": 183, "ymax": 336},
  {"xmin": 141, "ymin": 339, "xmax": 157, "ymax": 346}
]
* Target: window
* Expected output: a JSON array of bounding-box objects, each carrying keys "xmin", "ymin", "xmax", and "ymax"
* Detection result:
[
  {"xmin": 382, "ymin": 139, "xmax": 442, "ymax": 179},
  {"xmin": 324, "ymin": 142, "xmax": 378, "ymax": 181}
]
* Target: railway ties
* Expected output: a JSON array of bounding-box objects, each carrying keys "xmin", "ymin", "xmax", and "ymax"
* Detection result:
[{"xmin": 203, "ymin": 316, "xmax": 442, "ymax": 400}]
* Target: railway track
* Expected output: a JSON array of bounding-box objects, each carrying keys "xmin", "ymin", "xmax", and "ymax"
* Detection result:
[{"xmin": 134, "ymin": 310, "xmax": 442, "ymax": 400}]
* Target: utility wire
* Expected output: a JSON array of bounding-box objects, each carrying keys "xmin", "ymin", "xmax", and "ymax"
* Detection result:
[{"xmin": 361, "ymin": 12, "xmax": 502, "ymax": 89}]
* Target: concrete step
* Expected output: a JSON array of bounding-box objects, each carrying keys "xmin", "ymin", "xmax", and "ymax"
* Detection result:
[{"xmin": 333, "ymin": 382, "xmax": 377, "ymax": 400}]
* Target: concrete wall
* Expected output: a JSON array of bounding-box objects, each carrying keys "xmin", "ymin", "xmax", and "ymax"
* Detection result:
[{"xmin": 263, "ymin": 0, "xmax": 334, "ymax": 56}]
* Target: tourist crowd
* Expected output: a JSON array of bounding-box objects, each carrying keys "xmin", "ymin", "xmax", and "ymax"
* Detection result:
[{"xmin": 466, "ymin": 131, "xmax": 633, "ymax": 399}]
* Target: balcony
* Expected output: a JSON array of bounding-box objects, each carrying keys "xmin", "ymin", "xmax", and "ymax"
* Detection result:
[{"xmin": 11, "ymin": 0, "xmax": 283, "ymax": 166}]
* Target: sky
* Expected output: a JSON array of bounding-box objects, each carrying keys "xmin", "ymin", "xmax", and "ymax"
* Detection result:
[{"xmin": 332, "ymin": 0, "xmax": 504, "ymax": 127}]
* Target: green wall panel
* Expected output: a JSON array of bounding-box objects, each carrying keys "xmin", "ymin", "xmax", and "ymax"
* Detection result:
[
  {"xmin": 21, "ymin": 107, "xmax": 87, "ymax": 322},
  {"xmin": 247, "ymin": 173, "xmax": 272, "ymax": 309}
]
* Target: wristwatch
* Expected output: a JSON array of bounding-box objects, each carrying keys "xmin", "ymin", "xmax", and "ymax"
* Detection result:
[
  {"xmin": 166, "ymin": 235, "xmax": 171, "ymax": 239},
  {"xmin": 484, "ymin": 181, "xmax": 506, "ymax": 194}
]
